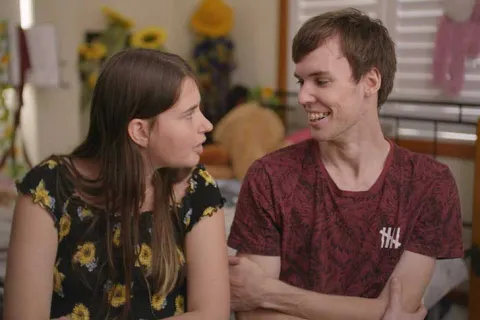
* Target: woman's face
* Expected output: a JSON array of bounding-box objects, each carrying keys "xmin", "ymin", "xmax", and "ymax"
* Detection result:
[{"xmin": 148, "ymin": 77, "xmax": 213, "ymax": 169}]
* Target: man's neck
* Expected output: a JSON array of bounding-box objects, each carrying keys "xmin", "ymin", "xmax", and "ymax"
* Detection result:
[{"xmin": 318, "ymin": 120, "xmax": 391, "ymax": 192}]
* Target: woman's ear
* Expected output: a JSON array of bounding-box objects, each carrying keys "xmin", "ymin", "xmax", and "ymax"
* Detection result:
[{"xmin": 128, "ymin": 118, "xmax": 150, "ymax": 148}]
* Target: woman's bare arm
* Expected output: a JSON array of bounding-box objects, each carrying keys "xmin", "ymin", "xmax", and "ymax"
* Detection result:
[{"xmin": 3, "ymin": 194, "xmax": 58, "ymax": 319}]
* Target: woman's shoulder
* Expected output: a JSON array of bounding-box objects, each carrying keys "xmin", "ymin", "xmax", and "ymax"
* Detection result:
[
  {"xmin": 190, "ymin": 164, "xmax": 218, "ymax": 189},
  {"xmin": 16, "ymin": 156, "xmax": 61, "ymax": 190},
  {"xmin": 16, "ymin": 155, "xmax": 70, "ymax": 217},
  {"xmin": 182, "ymin": 164, "xmax": 225, "ymax": 233}
]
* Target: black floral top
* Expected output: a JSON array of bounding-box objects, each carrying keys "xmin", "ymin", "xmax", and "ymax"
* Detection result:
[{"xmin": 16, "ymin": 158, "xmax": 225, "ymax": 320}]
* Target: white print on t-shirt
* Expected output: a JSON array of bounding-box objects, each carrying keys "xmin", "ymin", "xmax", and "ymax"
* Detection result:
[{"xmin": 379, "ymin": 227, "xmax": 402, "ymax": 249}]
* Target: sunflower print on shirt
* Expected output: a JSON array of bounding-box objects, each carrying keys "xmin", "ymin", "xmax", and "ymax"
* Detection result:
[
  {"xmin": 70, "ymin": 303, "xmax": 90, "ymax": 320},
  {"xmin": 15, "ymin": 161, "xmax": 224, "ymax": 319},
  {"xmin": 174, "ymin": 295, "xmax": 185, "ymax": 315},
  {"xmin": 73, "ymin": 242, "xmax": 97, "ymax": 272},
  {"xmin": 53, "ymin": 259, "xmax": 65, "ymax": 297},
  {"xmin": 30, "ymin": 179, "xmax": 56, "ymax": 212}
]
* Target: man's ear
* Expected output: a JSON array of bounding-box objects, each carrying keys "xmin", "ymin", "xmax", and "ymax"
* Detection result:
[
  {"xmin": 128, "ymin": 118, "xmax": 150, "ymax": 148},
  {"xmin": 364, "ymin": 67, "xmax": 381, "ymax": 97}
]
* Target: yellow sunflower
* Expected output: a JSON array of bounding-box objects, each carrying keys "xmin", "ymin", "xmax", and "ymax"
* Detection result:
[
  {"xmin": 261, "ymin": 87, "xmax": 274, "ymax": 99},
  {"xmin": 183, "ymin": 208, "xmax": 192, "ymax": 227},
  {"xmin": 177, "ymin": 246, "xmax": 185, "ymax": 266},
  {"xmin": 53, "ymin": 259, "xmax": 65, "ymax": 297},
  {"xmin": 130, "ymin": 27, "xmax": 167, "ymax": 50},
  {"xmin": 198, "ymin": 169, "xmax": 215, "ymax": 186},
  {"xmin": 58, "ymin": 214, "xmax": 71, "ymax": 242},
  {"xmin": 41, "ymin": 159, "xmax": 58, "ymax": 169},
  {"xmin": 151, "ymin": 292, "xmax": 167, "ymax": 311},
  {"xmin": 202, "ymin": 206, "xmax": 217, "ymax": 217},
  {"xmin": 70, "ymin": 303, "xmax": 90, "ymax": 320},
  {"xmin": 175, "ymin": 295, "xmax": 185, "ymax": 315},
  {"xmin": 73, "ymin": 242, "xmax": 96, "ymax": 266},
  {"xmin": 108, "ymin": 283, "xmax": 127, "ymax": 308},
  {"xmin": 31, "ymin": 180, "xmax": 55, "ymax": 210},
  {"xmin": 135, "ymin": 243, "xmax": 152, "ymax": 271},
  {"xmin": 77, "ymin": 206, "xmax": 93, "ymax": 220},
  {"xmin": 112, "ymin": 224, "xmax": 121, "ymax": 247},
  {"xmin": 78, "ymin": 42, "xmax": 107, "ymax": 61},
  {"xmin": 101, "ymin": 6, "xmax": 135, "ymax": 29},
  {"xmin": 190, "ymin": 0, "xmax": 233, "ymax": 37},
  {"xmin": 87, "ymin": 72, "xmax": 98, "ymax": 89},
  {"xmin": 188, "ymin": 179, "xmax": 198, "ymax": 193}
]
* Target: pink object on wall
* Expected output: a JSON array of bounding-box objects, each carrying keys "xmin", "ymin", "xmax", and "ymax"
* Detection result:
[
  {"xmin": 285, "ymin": 128, "xmax": 311, "ymax": 144},
  {"xmin": 467, "ymin": 3, "xmax": 480, "ymax": 57},
  {"xmin": 432, "ymin": 0, "xmax": 480, "ymax": 96}
]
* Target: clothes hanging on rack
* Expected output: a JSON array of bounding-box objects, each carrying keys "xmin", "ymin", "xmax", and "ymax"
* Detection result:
[{"xmin": 432, "ymin": 0, "xmax": 480, "ymax": 96}]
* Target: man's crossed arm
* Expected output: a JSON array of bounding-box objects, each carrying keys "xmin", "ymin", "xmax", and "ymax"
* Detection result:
[{"xmin": 228, "ymin": 251, "xmax": 433, "ymax": 320}]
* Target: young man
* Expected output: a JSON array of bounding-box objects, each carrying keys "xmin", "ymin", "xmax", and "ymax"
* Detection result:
[{"xmin": 227, "ymin": 8, "xmax": 463, "ymax": 320}]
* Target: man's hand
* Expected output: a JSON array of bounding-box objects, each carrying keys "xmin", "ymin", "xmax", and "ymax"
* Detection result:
[
  {"xmin": 229, "ymin": 255, "xmax": 267, "ymax": 312},
  {"xmin": 382, "ymin": 278, "xmax": 427, "ymax": 320}
]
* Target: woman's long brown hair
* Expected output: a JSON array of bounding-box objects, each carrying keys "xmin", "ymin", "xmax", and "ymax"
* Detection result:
[{"xmin": 57, "ymin": 48, "xmax": 196, "ymax": 318}]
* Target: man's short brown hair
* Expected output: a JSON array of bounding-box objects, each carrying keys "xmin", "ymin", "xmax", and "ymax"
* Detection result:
[{"xmin": 292, "ymin": 8, "xmax": 396, "ymax": 107}]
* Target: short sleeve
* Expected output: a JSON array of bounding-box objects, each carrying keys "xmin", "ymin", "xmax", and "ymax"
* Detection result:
[
  {"xmin": 15, "ymin": 158, "xmax": 62, "ymax": 227},
  {"xmin": 185, "ymin": 165, "xmax": 225, "ymax": 233},
  {"xmin": 406, "ymin": 168, "xmax": 464, "ymax": 259},
  {"xmin": 227, "ymin": 160, "xmax": 281, "ymax": 256}
]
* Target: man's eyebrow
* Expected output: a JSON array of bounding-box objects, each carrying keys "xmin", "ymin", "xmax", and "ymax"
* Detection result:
[{"xmin": 294, "ymin": 71, "xmax": 331, "ymax": 79}]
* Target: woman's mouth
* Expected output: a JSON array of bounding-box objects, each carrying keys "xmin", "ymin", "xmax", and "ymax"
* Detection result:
[{"xmin": 193, "ymin": 141, "xmax": 205, "ymax": 153}]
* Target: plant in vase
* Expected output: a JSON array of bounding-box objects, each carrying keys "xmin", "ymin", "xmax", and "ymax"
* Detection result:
[
  {"xmin": 77, "ymin": 6, "xmax": 167, "ymax": 111},
  {"xmin": 190, "ymin": 0, "xmax": 236, "ymax": 125},
  {"xmin": 248, "ymin": 86, "xmax": 283, "ymax": 118}
]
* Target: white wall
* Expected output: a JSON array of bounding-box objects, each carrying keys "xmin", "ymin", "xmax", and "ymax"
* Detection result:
[{"xmin": 19, "ymin": 0, "xmax": 278, "ymax": 163}]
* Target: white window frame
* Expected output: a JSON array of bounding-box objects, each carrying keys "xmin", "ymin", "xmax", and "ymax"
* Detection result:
[{"xmin": 284, "ymin": 0, "xmax": 480, "ymax": 142}]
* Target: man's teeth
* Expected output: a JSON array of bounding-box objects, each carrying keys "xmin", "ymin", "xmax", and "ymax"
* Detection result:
[{"xmin": 308, "ymin": 112, "xmax": 330, "ymax": 121}]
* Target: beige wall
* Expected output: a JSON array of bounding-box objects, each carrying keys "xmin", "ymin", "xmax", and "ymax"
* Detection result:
[{"xmin": 18, "ymin": 0, "xmax": 278, "ymax": 163}]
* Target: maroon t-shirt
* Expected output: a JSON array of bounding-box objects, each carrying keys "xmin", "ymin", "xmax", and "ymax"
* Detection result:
[{"xmin": 227, "ymin": 139, "xmax": 463, "ymax": 298}]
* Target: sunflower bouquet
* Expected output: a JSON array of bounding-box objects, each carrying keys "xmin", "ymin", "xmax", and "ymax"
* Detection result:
[
  {"xmin": 78, "ymin": 6, "xmax": 167, "ymax": 110},
  {"xmin": 189, "ymin": 0, "xmax": 236, "ymax": 125},
  {"xmin": 249, "ymin": 86, "xmax": 281, "ymax": 109}
]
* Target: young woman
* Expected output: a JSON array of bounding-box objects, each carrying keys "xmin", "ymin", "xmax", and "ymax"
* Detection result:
[{"xmin": 3, "ymin": 48, "xmax": 230, "ymax": 320}]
